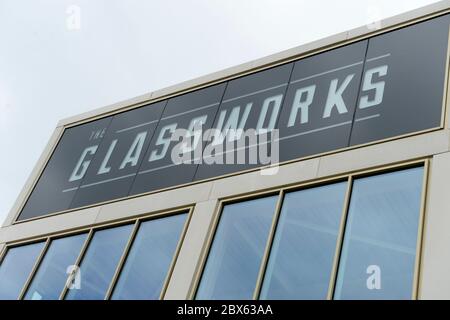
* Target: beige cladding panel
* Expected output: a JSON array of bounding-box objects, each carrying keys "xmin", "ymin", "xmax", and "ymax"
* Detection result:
[
  {"xmin": 317, "ymin": 130, "xmax": 450, "ymax": 177},
  {"xmin": 208, "ymin": 158, "xmax": 320, "ymax": 199},
  {"xmin": 164, "ymin": 200, "xmax": 219, "ymax": 300},
  {"xmin": 95, "ymin": 182, "xmax": 213, "ymax": 225},
  {"xmin": 0, "ymin": 206, "xmax": 99, "ymax": 244},
  {"xmin": 1, "ymin": 129, "xmax": 449, "ymax": 245},
  {"xmin": 418, "ymin": 152, "xmax": 450, "ymax": 299}
]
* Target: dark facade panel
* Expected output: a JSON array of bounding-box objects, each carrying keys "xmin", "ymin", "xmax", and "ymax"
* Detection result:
[
  {"xmin": 129, "ymin": 83, "xmax": 227, "ymax": 195},
  {"xmin": 17, "ymin": 13, "xmax": 450, "ymax": 221},
  {"xmin": 18, "ymin": 117, "xmax": 112, "ymax": 221},
  {"xmin": 194, "ymin": 63, "xmax": 293, "ymax": 181},
  {"xmin": 349, "ymin": 14, "xmax": 450, "ymax": 146},
  {"xmin": 69, "ymin": 101, "xmax": 166, "ymax": 208},
  {"xmin": 277, "ymin": 40, "xmax": 367, "ymax": 162}
]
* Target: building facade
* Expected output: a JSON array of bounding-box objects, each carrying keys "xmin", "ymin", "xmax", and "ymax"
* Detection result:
[{"xmin": 1, "ymin": 1, "xmax": 450, "ymax": 300}]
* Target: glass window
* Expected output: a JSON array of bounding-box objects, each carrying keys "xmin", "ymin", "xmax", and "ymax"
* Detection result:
[
  {"xmin": 334, "ymin": 167, "xmax": 423, "ymax": 299},
  {"xmin": 111, "ymin": 213, "xmax": 188, "ymax": 300},
  {"xmin": 196, "ymin": 195, "xmax": 278, "ymax": 300},
  {"xmin": 0, "ymin": 242, "xmax": 45, "ymax": 299},
  {"xmin": 260, "ymin": 182, "xmax": 347, "ymax": 299},
  {"xmin": 24, "ymin": 233, "xmax": 87, "ymax": 300},
  {"xmin": 65, "ymin": 224, "xmax": 133, "ymax": 300}
]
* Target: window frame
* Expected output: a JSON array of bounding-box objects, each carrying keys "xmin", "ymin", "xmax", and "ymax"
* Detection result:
[
  {"xmin": 191, "ymin": 159, "xmax": 429, "ymax": 300},
  {"xmin": 1, "ymin": 206, "xmax": 193, "ymax": 300},
  {"xmin": 0, "ymin": 239, "xmax": 48, "ymax": 300}
]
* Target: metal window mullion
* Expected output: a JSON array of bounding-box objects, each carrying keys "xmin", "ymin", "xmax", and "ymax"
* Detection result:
[
  {"xmin": 160, "ymin": 208, "xmax": 194, "ymax": 300},
  {"xmin": 252, "ymin": 190, "xmax": 285, "ymax": 300},
  {"xmin": 188, "ymin": 201, "xmax": 223, "ymax": 300},
  {"xmin": 18, "ymin": 238, "xmax": 51, "ymax": 300},
  {"xmin": 0, "ymin": 245, "xmax": 7, "ymax": 264},
  {"xmin": 59, "ymin": 229, "xmax": 94, "ymax": 300},
  {"xmin": 412, "ymin": 159, "xmax": 430, "ymax": 299},
  {"xmin": 326, "ymin": 176, "xmax": 353, "ymax": 300},
  {"xmin": 440, "ymin": 25, "xmax": 450, "ymax": 129},
  {"xmin": 104, "ymin": 220, "xmax": 140, "ymax": 300}
]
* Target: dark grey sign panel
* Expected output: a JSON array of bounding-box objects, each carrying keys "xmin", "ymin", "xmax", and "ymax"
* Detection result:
[
  {"xmin": 129, "ymin": 83, "xmax": 227, "ymax": 195},
  {"xmin": 350, "ymin": 14, "xmax": 450, "ymax": 146},
  {"xmin": 18, "ymin": 117, "xmax": 112, "ymax": 221},
  {"xmin": 69, "ymin": 101, "xmax": 166, "ymax": 208},
  {"xmin": 17, "ymin": 14, "xmax": 450, "ymax": 221},
  {"xmin": 277, "ymin": 40, "xmax": 367, "ymax": 162},
  {"xmin": 194, "ymin": 63, "xmax": 293, "ymax": 181}
]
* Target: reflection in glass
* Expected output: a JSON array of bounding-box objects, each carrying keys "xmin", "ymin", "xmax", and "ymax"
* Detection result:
[
  {"xmin": 334, "ymin": 167, "xmax": 423, "ymax": 299},
  {"xmin": 260, "ymin": 182, "xmax": 347, "ymax": 299},
  {"xmin": 111, "ymin": 213, "xmax": 187, "ymax": 300},
  {"xmin": 24, "ymin": 233, "xmax": 87, "ymax": 300},
  {"xmin": 196, "ymin": 196, "xmax": 278, "ymax": 300},
  {"xmin": 0, "ymin": 242, "xmax": 45, "ymax": 299},
  {"xmin": 65, "ymin": 224, "xmax": 133, "ymax": 300}
]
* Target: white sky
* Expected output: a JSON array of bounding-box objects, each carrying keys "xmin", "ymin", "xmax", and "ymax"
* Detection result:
[{"xmin": 0, "ymin": 0, "xmax": 441, "ymax": 225}]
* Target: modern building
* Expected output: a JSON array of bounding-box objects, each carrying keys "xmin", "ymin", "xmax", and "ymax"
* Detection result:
[{"xmin": 1, "ymin": 1, "xmax": 450, "ymax": 300}]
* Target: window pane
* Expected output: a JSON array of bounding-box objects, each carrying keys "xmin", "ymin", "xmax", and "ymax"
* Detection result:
[
  {"xmin": 65, "ymin": 224, "xmax": 133, "ymax": 300},
  {"xmin": 334, "ymin": 167, "xmax": 423, "ymax": 299},
  {"xmin": 24, "ymin": 233, "xmax": 87, "ymax": 300},
  {"xmin": 260, "ymin": 182, "xmax": 347, "ymax": 299},
  {"xmin": 196, "ymin": 195, "xmax": 278, "ymax": 300},
  {"xmin": 111, "ymin": 213, "xmax": 187, "ymax": 300},
  {"xmin": 0, "ymin": 242, "xmax": 45, "ymax": 299}
]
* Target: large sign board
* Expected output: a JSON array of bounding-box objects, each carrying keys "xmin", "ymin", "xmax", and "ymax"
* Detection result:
[{"xmin": 18, "ymin": 14, "xmax": 450, "ymax": 221}]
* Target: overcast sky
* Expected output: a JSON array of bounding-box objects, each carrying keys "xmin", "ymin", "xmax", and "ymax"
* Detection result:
[{"xmin": 0, "ymin": 0, "xmax": 440, "ymax": 225}]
